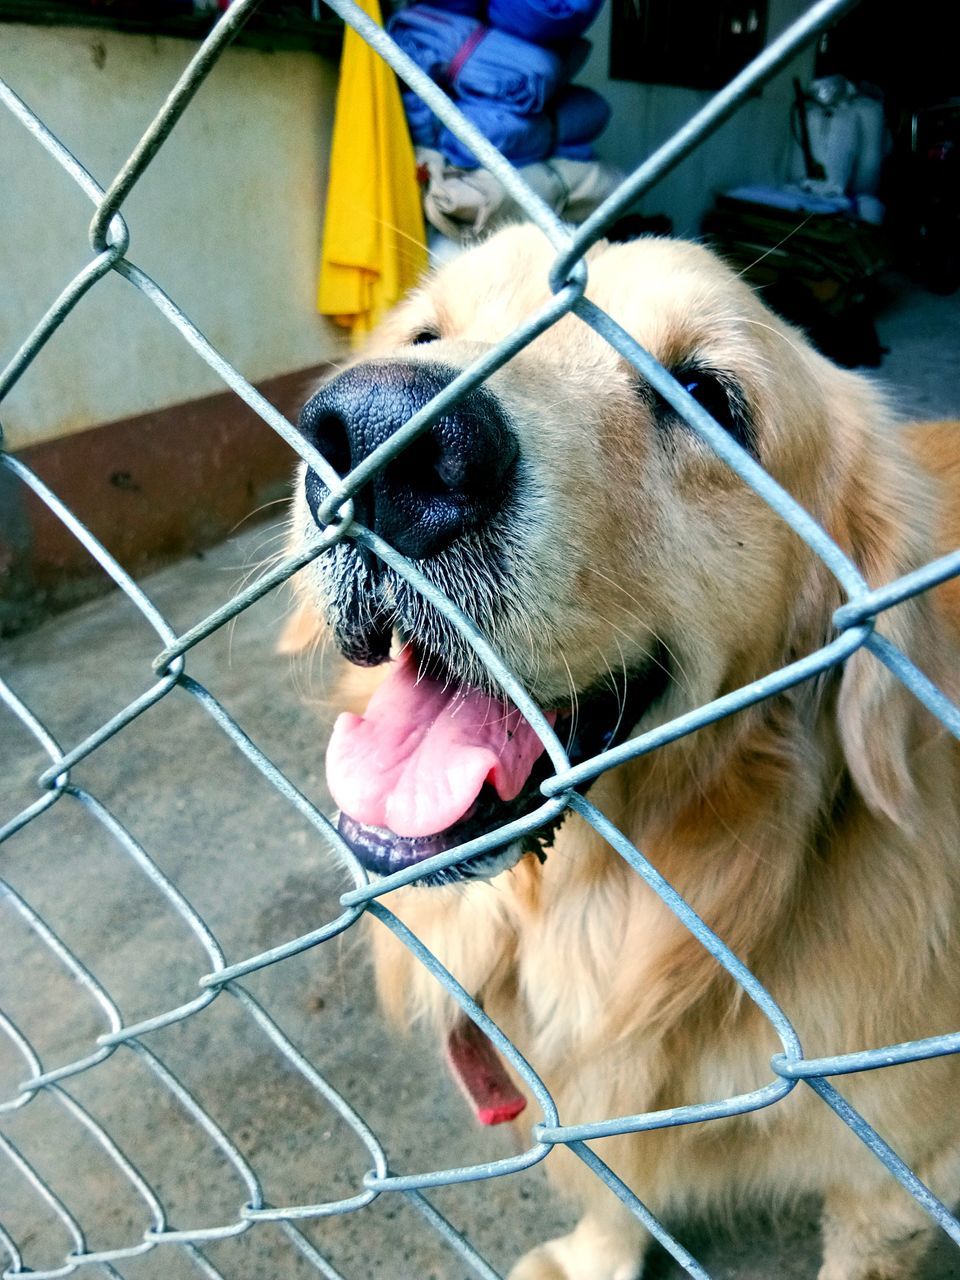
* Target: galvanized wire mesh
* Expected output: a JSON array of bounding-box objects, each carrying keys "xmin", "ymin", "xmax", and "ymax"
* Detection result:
[{"xmin": 2, "ymin": 0, "xmax": 960, "ymax": 1276}]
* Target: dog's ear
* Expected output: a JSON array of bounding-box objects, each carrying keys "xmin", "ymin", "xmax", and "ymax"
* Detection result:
[
  {"xmin": 832, "ymin": 414, "xmax": 937, "ymax": 828},
  {"xmin": 837, "ymin": 603, "xmax": 928, "ymax": 830}
]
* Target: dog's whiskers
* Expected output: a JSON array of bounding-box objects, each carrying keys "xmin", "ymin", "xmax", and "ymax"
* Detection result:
[
  {"xmin": 734, "ymin": 214, "xmax": 814, "ymax": 280},
  {"xmin": 738, "ymin": 316, "xmax": 809, "ymax": 362}
]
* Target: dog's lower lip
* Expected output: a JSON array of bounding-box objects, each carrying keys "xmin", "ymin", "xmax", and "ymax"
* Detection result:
[
  {"xmin": 336, "ymin": 797, "xmax": 501, "ymax": 880},
  {"xmin": 338, "ymin": 772, "xmax": 559, "ymax": 885}
]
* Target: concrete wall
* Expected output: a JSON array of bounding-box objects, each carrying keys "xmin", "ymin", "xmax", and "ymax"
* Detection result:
[
  {"xmin": 1, "ymin": 23, "xmax": 344, "ymax": 450},
  {"xmin": 579, "ymin": 0, "xmax": 817, "ymax": 235}
]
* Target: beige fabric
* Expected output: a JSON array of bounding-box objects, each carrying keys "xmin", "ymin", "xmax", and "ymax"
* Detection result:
[{"xmin": 417, "ymin": 148, "xmax": 624, "ymax": 241}]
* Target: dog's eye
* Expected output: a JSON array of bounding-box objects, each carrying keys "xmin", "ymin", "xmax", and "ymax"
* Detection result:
[
  {"xmin": 409, "ymin": 328, "xmax": 441, "ymax": 346},
  {"xmin": 682, "ymin": 373, "xmax": 734, "ymax": 429},
  {"xmin": 658, "ymin": 368, "xmax": 756, "ymax": 456}
]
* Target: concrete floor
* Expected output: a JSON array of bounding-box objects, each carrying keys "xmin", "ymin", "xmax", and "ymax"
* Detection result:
[
  {"xmin": 867, "ymin": 276, "xmax": 960, "ymax": 422},
  {"xmin": 1, "ymin": 282, "xmax": 959, "ymax": 1280}
]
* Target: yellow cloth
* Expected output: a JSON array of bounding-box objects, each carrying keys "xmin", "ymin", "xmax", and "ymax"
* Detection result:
[{"xmin": 318, "ymin": 0, "xmax": 428, "ymax": 342}]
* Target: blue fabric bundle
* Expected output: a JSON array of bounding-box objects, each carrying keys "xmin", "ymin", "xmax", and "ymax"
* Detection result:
[
  {"xmin": 402, "ymin": 89, "xmax": 442, "ymax": 147},
  {"xmin": 423, "ymin": 0, "xmax": 483, "ymax": 11},
  {"xmin": 487, "ymin": 0, "xmax": 605, "ymax": 43},
  {"xmin": 390, "ymin": 0, "xmax": 610, "ymax": 170},
  {"xmin": 409, "ymin": 83, "xmax": 610, "ymax": 168},
  {"xmin": 388, "ymin": 5, "xmax": 576, "ymax": 115},
  {"xmin": 439, "ymin": 101, "xmax": 555, "ymax": 168},
  {"xmin": 424, "ymin": 0, "xmax": 604, "ymax": 41},
  {"xmin": 553, "ymin": 84, "xmax": 610, "ymax": 158}
]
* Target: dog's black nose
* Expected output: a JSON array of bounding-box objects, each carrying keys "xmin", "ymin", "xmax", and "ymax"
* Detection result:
[{"xmin": 299, "ymin": 361, "xmax": 518, "ymax": 560}]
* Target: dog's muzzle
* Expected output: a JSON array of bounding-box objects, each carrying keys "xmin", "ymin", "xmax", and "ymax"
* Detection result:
[
  {"xmin": 298, "ymin": 362, "xmax": 670, "ymax": 886},
  {"xmin": 299, "ymin": 360, "xmax": 518, "ymax": 560}
]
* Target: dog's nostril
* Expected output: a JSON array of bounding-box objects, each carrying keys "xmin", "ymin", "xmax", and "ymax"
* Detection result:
[
  {"xmin": 388, "ymin": 432, "xmax": 460, "ymax": 499},
  {"xmin": 434, "ymin": 447, "xmax": 469, "ymax": 491},
  {"xmin": 309, "ymin": 411, "xmax": 352, "ymax": 477}
]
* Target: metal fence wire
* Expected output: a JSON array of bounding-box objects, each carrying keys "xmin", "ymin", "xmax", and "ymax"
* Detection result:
[{"xmin": 2, "ymin": 0, "xmax": 960, "ymax": 1275}]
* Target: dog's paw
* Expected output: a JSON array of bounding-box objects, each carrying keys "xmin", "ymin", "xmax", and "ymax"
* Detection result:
[{"xmin": 508, "ymin": 1233, "xmax": 643, "ymax": 1280}]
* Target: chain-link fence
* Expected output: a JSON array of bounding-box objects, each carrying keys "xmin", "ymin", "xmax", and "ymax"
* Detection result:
[{"xmin": 2, "ymin": 0, "xmax": 960, "ymax": 1276}]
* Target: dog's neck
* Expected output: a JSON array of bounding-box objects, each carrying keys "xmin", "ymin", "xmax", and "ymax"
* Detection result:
[{"xmin": 505, "ymin": 687, "xmax": 847, "ymax": 1058}]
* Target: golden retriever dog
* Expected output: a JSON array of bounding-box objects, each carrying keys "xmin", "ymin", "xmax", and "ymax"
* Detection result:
[{"xmin": 285, "ymin": 226, "xmax": 960, "ymax": 1280}]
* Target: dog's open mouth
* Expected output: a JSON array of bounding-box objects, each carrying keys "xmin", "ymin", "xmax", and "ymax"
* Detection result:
[{"xmin": 327, "ymin": 644, "xmax": 669, "ymax": 885}]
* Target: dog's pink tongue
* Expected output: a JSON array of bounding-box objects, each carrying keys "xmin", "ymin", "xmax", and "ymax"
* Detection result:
[
  {"xmin": 446, "ymin": 1020, "xmax": 526, "ymax": 1126},
  {"xmin": 326, "ymin": 649, "xmax": 551, "ymax": 839}
]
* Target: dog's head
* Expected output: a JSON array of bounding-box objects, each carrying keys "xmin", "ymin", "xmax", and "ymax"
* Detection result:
[{"xmin": 288, "ymin": 227, "xmax": 933, "ymax": 881}]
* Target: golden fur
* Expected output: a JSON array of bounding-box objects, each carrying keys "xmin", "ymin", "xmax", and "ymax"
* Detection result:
[{"xmin": 286, "ymin": 228, "xmax": 960, "ymax": 1280}]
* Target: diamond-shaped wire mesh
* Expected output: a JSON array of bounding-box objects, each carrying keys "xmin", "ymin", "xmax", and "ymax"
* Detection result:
[{"xmin": 2, "ymin": 0, "xmax": 960, "ymax": 1276}]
